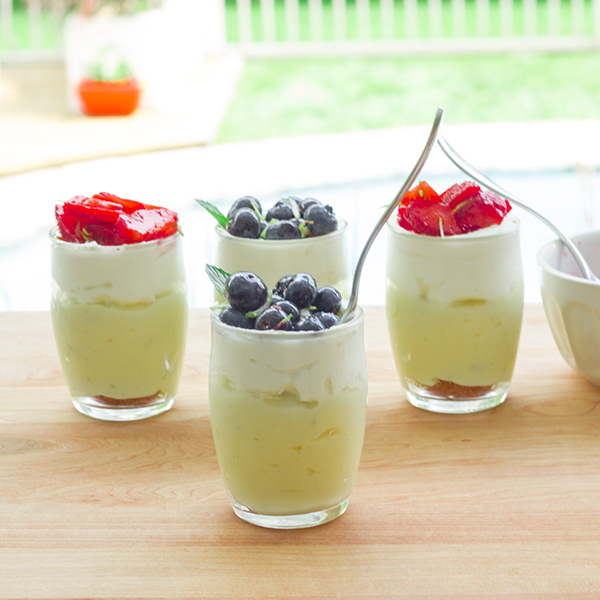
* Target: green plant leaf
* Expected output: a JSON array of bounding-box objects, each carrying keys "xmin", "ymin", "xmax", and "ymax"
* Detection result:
[
  {"xmin": 205, "ymin": 264, "xmax": 230, "ymax": 298},
  {"xmin": 195, "ymin": 199, "xmax": 228, "ymax": 229}
]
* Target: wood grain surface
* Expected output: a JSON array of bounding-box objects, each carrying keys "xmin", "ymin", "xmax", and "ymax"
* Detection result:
[{"xmin": 2, "ymin": 306, "xmax": 600, "ymax": 599}]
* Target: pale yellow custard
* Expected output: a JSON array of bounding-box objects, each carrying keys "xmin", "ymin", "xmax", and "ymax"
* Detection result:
[{"xmin": 209, "ymin": 308, "xmax": 367, "ymax": 521}]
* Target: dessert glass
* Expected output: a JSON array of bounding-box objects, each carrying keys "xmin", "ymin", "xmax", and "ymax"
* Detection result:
[
  {"xmin": 385, "ymin": 215, "xmax": 524, "ymax": 414},
  {"xmin": 209, "ymin": 307, "xmax": 367, "ymax": 529},
  {"xmin": 213, "ymin": 219, "xmax": 351, "ymax": 299},
  {"xmin": 50, "ymin": 229, "xmax": 188, "ymax": 421}
]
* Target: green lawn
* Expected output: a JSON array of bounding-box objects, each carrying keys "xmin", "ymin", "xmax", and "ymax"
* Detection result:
[{"xmin": 214, "ymin": 52, "xmax": 600, "ymax": 143}]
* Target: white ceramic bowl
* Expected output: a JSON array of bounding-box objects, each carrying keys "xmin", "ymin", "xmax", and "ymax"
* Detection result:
[{"xmin": 537, "ymin": 230, "xmax": 600, "ymax": 386}]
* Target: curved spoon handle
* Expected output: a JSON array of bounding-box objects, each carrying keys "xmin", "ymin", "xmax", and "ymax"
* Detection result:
[
  {"xmin": 438, "ymin": 135, "xmax": 597, "ymax": 282},
  {"xmin": 339, "ymin": 107, "xmax": 445, "ymax": 324}
]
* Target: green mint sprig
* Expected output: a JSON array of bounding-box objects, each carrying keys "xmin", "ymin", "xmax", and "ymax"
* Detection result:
[
  {"xmin": 205, "ymin": 264, "xmax": 230, "ymax": 298},
  {"xmin": 195, "ymin": 199, "xmax": 228, "ymax": 229}
]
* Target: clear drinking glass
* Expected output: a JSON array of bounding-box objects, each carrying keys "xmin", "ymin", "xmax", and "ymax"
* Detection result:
[
  {"xmin": 209, "ymin": 307, "xmax": 368, "ymax": 529},
  {"xmin": 213, "ymin": 219, "xmax": 351, "ymax": 300},
  {"xmin": 50, "ymin": 229, "xmax": 188, "ymax": 421},
  {"xmin": 385, "ymin": 215, "xmax": 524, "ymax": 414}
]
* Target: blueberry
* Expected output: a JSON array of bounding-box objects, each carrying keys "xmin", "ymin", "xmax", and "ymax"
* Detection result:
[
  {"xmin": 220, "ymin": 307, "xmax": 256, "ymax": 329},
  {"xmin": 265, "ymin": 201, "xmax": 295, "ymax": 221},
  {"xmin": 284, "ymin": 272, "xmax": 318, "ymax": 309},
  {"xmin": 256, "ymin": 306, "xmax": 293, "ymax": 331},
  {"xmin": 313, "ymin": 311, "xmax": 339, "ymax": 329},
  {"xmin": 226, "ymin": 272, "xmax": 269, "ymax": 314},
  {"xmin": 273, "ymin": 274, "xmax": 295, "ymax": 297},
  {"xmin": 227, "ymin": 196, "xmax": 262, "ymax": 219},
  {"xmin": 313, "ymin": 286, "xmax": 342, "ymax": 314},
  {"xmin": 264, "ymin": 220, "xmax": 302, "ymax": 240},
  {"xmin": 296, "ymin": 316, "xmax": 325, "ymax": 331},
  {"xmin": 272, "ymin": 299, "xmax": 301, "ymax": 325},
  {"xmin": 227, "ymin": 208, "xmax": 262, "ymax": 239},
  {"xmin": 304, "ymin": 203, "xmax": 338, "ymax": 236},
  {"xmin": 300, "ymin": 197, "xmax": 322, "ymax": 217}
]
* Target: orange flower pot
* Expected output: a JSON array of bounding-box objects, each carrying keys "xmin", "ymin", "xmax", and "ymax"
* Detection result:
[{"xmin": 78, "ymin": 77, "xmax": 142, "ymax": 116}]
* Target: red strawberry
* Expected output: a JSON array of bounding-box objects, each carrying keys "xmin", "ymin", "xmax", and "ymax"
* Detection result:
[
  {"xmin": 452, "ymin": 189, "xmax": 512, "ymax": 233},
  {"xmin": 440, "ymin": 181, "xmax": 481, "ymax": 207},
  {"xmin": 115, "ymin": 208, "xmax": 179, "ymax": 243},
  {"xmin": 400, "ymin": 181, "xmax": 440, "ymax": 207},
  {"xmin": 402, "ymin": 199, "xmax": 462, "ymax": 237},
  {"xmin": 55, "ymin": 193, "xmax": 179, "ymax": 245}
]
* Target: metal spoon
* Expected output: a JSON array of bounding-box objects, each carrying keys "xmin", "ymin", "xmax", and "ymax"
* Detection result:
[
  {"xmin": 338, "ymin": 107, "xmax": 445, "ymax": 324},
  {"xmin": 438, "ymin": 135, "xmax": 597, "ymax": 281}
]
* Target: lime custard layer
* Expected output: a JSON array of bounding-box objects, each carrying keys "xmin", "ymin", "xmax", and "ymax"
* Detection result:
[
  {"xmin": 50, "ymin": 233, "xmax": 188, "ymax": 401},
  {"xmin": 386, "ymin": 216, "xmax": 524, "ymax": 389},
  {"xmin": 213, "ymin": 219, "xmax": 351, "ymax": 297},
  {"xmin": 209, "ymin": 310, "xmax": 367, "ymax": 516}
]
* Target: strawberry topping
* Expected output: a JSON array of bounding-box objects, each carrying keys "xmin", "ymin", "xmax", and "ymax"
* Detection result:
[
  {"xmin": 55, "ymin": 193, "xmax": 179, "ymax": 245},
  {"xmin": 397, "ymin": 180, "xmax": 511, "ymax": 237}
]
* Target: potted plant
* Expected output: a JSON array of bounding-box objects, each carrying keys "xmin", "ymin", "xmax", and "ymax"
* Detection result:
[{"xmin": 77, "ymin": 45, "xmax": 141, "ymax": 116}]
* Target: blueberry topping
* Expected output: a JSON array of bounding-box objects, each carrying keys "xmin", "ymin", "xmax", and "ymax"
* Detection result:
[
  {"xmin": 266, "ymin": 201, "xmax": 295, "ymax": 222},
  {"xmin": 295, "ymin": 316, "xmax": 325, "ymax": 331},
  {"xmin": 284, "ymin": 272, "xmax": 318, "ymax": 309},
  {"xmin": 227, "ymin": 196, "xmax": 262, "ymax": 219},
  {"xmin": 313, "ymin": 311, "xmax": 340, "ymax": 329},
  {"xmin": 300, "ymin": 197, "xmax": 322, "ymax": 217},
  {"xmin": 226, "ymin": 271, "xmax": 269, "ymax": 314},
  {"xmin": 220, "ymin": 307, "xmax": 256, "ymax": 329},
  {"xmin": 273, "ymin": 274, "xmax": 295, "ymax": 297},
  {"xmin": 227, "ymin": 208, "xmax": 262, "ymax": 239},
  {"xmin": 304, "ymin": 203, "xmax": 338, "ymax": 236},
  {"xmin": 264, "ymin": 220, "xmax": 302, "ymax": 240},
  {"xmin": 272, "ymin": 300, "xmax": 301, "ymax": 325},
  {"xmin": 313, "ymin": 286, "xmax": 342, "ymax": 314},
  {"xmin": 256, "ymin": 306, "xmax": 293, "ymax": 331}
]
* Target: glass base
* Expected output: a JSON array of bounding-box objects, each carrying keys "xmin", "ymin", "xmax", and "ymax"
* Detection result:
[
  {"xmin": 404, "ymin": 380, "xmax": 510, "ymax": 414},
  {"xmin": 71, "ymin": 395, "xmax": 175, "ymax": 421},
  {"xmin": 230, "ymin": 497, "xmax": 350, "ymax": 529}
]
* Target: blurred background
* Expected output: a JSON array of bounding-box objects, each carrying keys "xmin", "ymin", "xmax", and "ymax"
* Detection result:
[{"xmin": 1, "ymin": 0, "xmax": 600, "ymax": 310}]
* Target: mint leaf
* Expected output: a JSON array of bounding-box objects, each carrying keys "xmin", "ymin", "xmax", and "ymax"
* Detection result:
[
  {"xmin": 205, "ymin": 264, "xmax": 230, "ymax": 298},
  {"xmin": 195, "ymin": 199, "xmax": 228, "ymax": 229}
]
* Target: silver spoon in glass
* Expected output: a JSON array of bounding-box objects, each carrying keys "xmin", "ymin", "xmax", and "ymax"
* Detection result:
[
  {"xmin": 437, "ymin": 135, "xmax": 597, "ymax": 282},
  {"xmin": 338, "ymin": 106, "xmax": 445, "ymax": 324}
]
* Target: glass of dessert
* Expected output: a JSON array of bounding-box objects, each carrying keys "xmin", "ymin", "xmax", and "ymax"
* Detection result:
[
  {"xmin": 386, "ymin": 181, "xmax": 524, "ymax": 414},
  {"xmin": 207, "ymin": 267, "xmax": 368, "ymax": 529},
  {"xmin": 50, "ymin": 192, "xmax": 188, "ymax": 421},
  {"xmin": 198, "ymin": 195, "xmax": 351, "ymax": 299}
]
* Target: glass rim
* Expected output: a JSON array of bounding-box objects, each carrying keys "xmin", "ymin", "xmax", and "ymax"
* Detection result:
[
  {"xmin": 386, "ymin": 213, "xmax": 520, "ymax": 242},
  {"xmin": 210, "ymin": 304, "xmax": 364, "ymax": 341},
  {"xmin": 49, "ymin": 226, "xmax": 182, "ymax": 251},
  {"xmin": 214, "ymin": 217, "xmax": 348, "ymax": 245}
]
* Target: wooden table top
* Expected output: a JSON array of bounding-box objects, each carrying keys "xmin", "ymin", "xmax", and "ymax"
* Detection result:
[{"xmin": 2, "ymin": 305, "xmax": 600, "ymax": 599}]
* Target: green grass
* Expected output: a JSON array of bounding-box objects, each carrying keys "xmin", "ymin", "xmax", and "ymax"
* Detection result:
[{"xmin": 214, "ymin": 52, "xmax": 600, "ymax": 143}]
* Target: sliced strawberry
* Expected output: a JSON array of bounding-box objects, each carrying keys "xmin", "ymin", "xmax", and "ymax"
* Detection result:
[
  {"xmin": 400, "ymin": 181, "xmax": 441, "ymax": 207},
  {"xmin": 55, "ymin": 193, "xmax": 179, "ymax": 245},
  {"xmin": 115, "ymin": 208, "xmax": 179, "ymax": 243},
  {"xmin": 440, "ymin": 181, "xmax": 482, "ymax": 208},
  {"xmin": 453, "ymin": 189, "xmax": 512, "ymax": 233},
  {"xmin": 402, "ymin": 198, "xmax": 462, "ymax": 237},
  {"xmin": 92, "ymin": 192, "xmax": 147, "ymax": 214}
]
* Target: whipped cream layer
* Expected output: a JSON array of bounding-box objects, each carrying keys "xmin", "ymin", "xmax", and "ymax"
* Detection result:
[
  {"xmin": 50, "ymin": 230, "xmax": 187, "ymax": 305},
  {"xmin": 213, "ymin": 219, "xmax": 351, "ymax": 298},
  {"xmin": 209, "ymin": 309, "xmax": 367, "ymax": 515}
]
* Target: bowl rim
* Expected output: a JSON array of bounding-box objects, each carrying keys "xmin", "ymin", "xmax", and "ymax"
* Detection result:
[{"xmin": 536, "ymin": 229, "xmax": 600, "ymax": 287}]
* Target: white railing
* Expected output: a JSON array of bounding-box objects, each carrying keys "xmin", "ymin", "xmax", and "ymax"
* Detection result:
[{"xmin": 1, "ymin": 0, "xmax": 600, "ymax": 58}]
